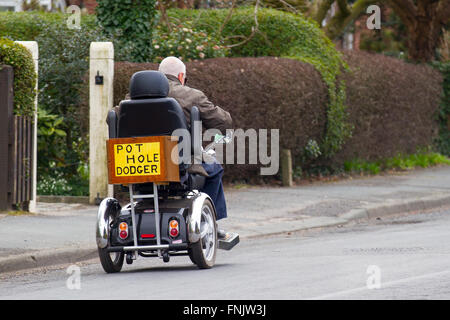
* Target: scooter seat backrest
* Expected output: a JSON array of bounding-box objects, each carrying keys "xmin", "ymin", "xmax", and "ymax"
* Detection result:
[{"xmin": 117, "ymin": 71, "xmax": 189, "ymax": 137}]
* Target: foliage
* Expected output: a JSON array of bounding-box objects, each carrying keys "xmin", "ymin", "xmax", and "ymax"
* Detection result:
[
  {"xmin": 0, "ymin": 11, "xmax": 97, "ymax": 41},
  {"xmin": 21, "ymin": 0, "xmax": 47, "ymax": 11},
  {"xmin": 167, "ymin": 7, "xmax": 351, "ymax": 157},
  {"xmin": 0, "ymin": 38, "xmax": 36, "ymax": 116},
  {"xmin": 152, "ymin": 21, "xmax": 229, "ymax": 62},
  {"xmin": 37, "ymin": 169, "xmax": 89, "ymax": 196},
  {"xmin": 0, "ymin": 12, "xmax": 103, "ymax": 195},
  {"xmin": 358, "ymin": 6, "xmax": 408, "ymax": 59},
  {"xmin": 37, "ymin": 108, "xmax": 66, "ymax": 171},
  {"xmin": 337, "ymin": 50, "xmax": 443, "ymax": 163},
  {"xmin": 312, "ymin": 0, "xmax": 450, "ymax": 62},
  {"xmin": 96, "ymin": 0, "xmax": 157, "ymax": 62},
  {"xmin": 304, "ymin": 139, "xmax": 322, "ymax": 159},
  {"xmin": 35, "ymin": 21, "xmax": 107, "ymax": 194},
  {"xmin": 262, "ymin": 0, "xmax": 311, "ymax": 14},
  {"xmin": 432, "ymin": 61, "xmax": 450, "ymax": 156}
]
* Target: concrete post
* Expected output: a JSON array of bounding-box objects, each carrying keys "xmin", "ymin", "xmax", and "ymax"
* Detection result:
[
  {"xmin": 89, "ymin": 42, "xmax": 114, "ymax": 204},
  {"xmin": 15, "ymin": 41, "xmax": 38, "ymax": 212},
  {"xmin": 281, "ymin": 149, "xmax": 293, "ymax": 187}
]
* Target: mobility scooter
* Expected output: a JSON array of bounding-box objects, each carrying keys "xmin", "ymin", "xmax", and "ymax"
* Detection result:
[{"xmin": 96, "ymin": 70, "xmax": 239, "ymax": 273}]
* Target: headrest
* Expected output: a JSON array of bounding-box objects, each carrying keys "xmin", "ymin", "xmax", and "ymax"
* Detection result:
[{"xmin": 129, "ymin": 71, "xmax": 169, "ymax": 99}]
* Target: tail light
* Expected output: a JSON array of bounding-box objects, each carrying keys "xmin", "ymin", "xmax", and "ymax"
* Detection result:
[
  {"xmin": 119, "ymin": 222, "xmax": 128, "ymax": 239},
  {"xmin": 169, "ymin": 219, "xmax": 179, "ymax": 238}
]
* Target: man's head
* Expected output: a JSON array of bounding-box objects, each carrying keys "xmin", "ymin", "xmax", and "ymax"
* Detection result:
[{"xmin": 158, "ymin": 56, "xmax": 186, "ymax": 85}]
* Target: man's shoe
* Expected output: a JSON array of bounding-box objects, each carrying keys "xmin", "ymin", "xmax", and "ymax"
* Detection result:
[{"xmin": 217, "ymin": 229, "xmax": 230, "ymax": 240}]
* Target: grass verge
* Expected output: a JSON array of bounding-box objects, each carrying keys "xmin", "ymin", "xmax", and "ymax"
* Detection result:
[{"xmin": 344, "ymin": 152, "xmax": 450, "ymax": 175}]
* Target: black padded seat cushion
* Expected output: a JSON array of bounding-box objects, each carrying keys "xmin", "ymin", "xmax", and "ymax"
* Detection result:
[
  {"xmin": 129, "ymin": 70, "xmax": 169, "ymax": 99},
  {"xmin": 118, "ymin": 97, "xmax": 189, "ymax": 138}
]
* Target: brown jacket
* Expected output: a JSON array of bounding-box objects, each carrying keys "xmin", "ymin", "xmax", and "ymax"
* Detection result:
[
  {"xmin": 123, "ymin": 74, "xmax": 232, "ymax": 133},
  {"xmin": 165, "ymin": 74, "xmax": 232, "ymax": 133}
]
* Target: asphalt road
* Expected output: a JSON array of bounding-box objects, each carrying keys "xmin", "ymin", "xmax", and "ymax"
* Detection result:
[{"xmin": 1, "ymin": 207, "xmax": 450, "ymax": 300}]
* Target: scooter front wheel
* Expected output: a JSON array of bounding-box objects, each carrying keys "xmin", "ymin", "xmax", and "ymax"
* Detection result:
[
  {"xmin": 190, "ymin": 199, "xmax": 217, "ymax": 269},
  {"xmin": 98, "ymin": 248, "xmax": 124, "ymax": 273}
]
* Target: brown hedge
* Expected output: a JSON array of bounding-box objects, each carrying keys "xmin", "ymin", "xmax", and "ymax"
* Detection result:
[
  {"xmin": 113, "ymin": 53, "xmax": 442, "ymax": 182},
  {"xmin": 332, "ymin": 51, "xmax": 443, "ymax": 165},
  {"xmin": 114, "ymin": 57, "xmax": 329, "ymax": 183}
]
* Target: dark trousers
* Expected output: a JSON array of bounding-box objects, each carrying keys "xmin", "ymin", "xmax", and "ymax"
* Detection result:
[{"xmin": 200, "ymin": 163, "xmax": 227, "ymax": 220}]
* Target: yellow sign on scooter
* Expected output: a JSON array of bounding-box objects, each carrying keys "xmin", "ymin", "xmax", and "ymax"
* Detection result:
[
  {"xmin": 114, "ymin": 142, "xmax": 161, "ymax": 177},
  {"xmin": 106, "ymin": 136, "xmax": 180, "ymax": 185}
]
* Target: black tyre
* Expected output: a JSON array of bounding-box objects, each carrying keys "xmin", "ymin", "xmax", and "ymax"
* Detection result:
[
  {"xmin": 98, "ymin": 247, "xmax": 124, "ymax": 273},
  {"xmin": 190, "ymin": 199, "xmax": 217, "ymax": 269}
]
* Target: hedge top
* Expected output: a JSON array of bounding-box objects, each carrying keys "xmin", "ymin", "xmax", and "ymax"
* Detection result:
[{"xmin": 0, "ymin": 38, "xmax": 36, "ymax": 116}]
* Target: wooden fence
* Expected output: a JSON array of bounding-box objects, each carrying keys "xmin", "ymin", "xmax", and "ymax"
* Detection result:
[{"xmin": 0, "ymin": 65, "xmax": 34, "ymax": 211}]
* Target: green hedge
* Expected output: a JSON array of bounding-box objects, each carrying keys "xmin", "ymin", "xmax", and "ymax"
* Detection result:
[
  {"xmin": 0, "ymin": 38, "xmax": 36, "ymax": 116},
  {"xmin": 96, "ymin": 0, "xmax": 157, "ymax": 62},
  {"xmin": 0, "ymin": 11, "xmax": 97, "ymax": 41}
]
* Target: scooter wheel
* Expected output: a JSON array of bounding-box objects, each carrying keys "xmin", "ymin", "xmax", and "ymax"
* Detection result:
[
  {"xmin": 98, "ymin": 247, "xmax": 124, "ymax": 273},
  {"xmin": 190, "ymin": 199, "xmax": 217, "ymax": 269}
]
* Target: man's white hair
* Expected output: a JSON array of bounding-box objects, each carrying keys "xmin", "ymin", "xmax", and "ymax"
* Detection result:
[{"xmin": 158, "ymin": 56, "xmax": 186, "ymax": 78}]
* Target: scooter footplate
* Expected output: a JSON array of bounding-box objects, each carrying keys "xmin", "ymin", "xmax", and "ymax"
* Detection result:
[{"xmin": 218, "ymin": 232, "xmax": 240, "ymax": 250}]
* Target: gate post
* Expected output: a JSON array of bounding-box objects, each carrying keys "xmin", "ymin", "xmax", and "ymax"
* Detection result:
[
  {"xmin": 15, "ymin": 41, "xmax": 38, "ymax": 212},
  {"xmin": 89, "ymin": 42, "xmax": 114, "ymax": 204}
]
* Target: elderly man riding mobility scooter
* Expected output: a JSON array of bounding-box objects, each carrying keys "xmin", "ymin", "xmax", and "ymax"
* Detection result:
[{"xmin": 96, "ymin": 69, "xmax": 239, "ymax": 273}]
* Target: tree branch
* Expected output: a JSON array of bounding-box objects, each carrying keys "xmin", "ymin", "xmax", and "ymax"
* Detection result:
[
  {"xmin": 224, "ymin": 0, "xmax": 260, "ymax": 49},
  {"xmin": 436, "ymin": 0, "xmax": 450, "ymax": 23},
  {"xmin": 314, "ymin": 0, "xmax": 335, "ymax": 24},
  {"xmin": 336, "ymin": 0, "xmax": 351, "ymax": 16},
  {"xmin": 218, "ymin": 0, "xmax": 237, "ymax": 35},
  {"xmin": 325, "ymin": 0, "xmax": 378, "ymax": 39},
  {"xmin": 386, "ymin": 0, "xmax": 417, "ymax": 27},
  {"xmin": 279, "ymin": 0, "xmax": 300, "ymax": 15},
  {"xmin": 158, "ymin": 0, "xmax": 172, "ymax": 32}
]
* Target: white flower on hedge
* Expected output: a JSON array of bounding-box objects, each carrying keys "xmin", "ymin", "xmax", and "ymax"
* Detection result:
[
  {"xmin": 154, "ymin": 45, "xmax": 160, "ymax": 49},
  {"xmin": 199, "ymin": 52, "xmax": 205, "ymax": 59},
  {"xmin": 186, "ymin": 38, "xmax": 192, "ymax": 43},
  {"xmin": 196, "ymin": 45, "xmax": 204, "ymax": 51},
  {"xmin": 183, "ymin": 28, "xmax": 189, "ymax": 32}
]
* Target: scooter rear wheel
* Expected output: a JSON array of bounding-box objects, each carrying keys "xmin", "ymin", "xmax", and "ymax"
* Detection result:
[
  {"xmin": 98, "ymin": 248, "xmax": 124, "ymax": 273},
  {"xmin": 190, "ymin": 199, "xmax": 217, "ymax": 269}
]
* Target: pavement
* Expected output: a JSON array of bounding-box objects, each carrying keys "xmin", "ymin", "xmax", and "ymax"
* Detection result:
[{"xmin": 1, "ymin": 165, "xmax": 450, "ymax": 274}]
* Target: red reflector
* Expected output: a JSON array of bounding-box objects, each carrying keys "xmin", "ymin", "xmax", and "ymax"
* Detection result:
[
  {"xmin": 119, "ymin": 230, "xmax": 128, "ymax": 239},
  {"xmin": 141, "ymin": 234, "xmax": 155, "ymax": 238},
  {"xmin": 170, "ymin": 228, "xmax": 179, "ymax": 237}
]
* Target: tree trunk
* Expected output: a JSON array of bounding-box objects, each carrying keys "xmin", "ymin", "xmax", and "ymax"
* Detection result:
[
  {"xmin": 406, "ymin": 19, "xmax": 436, "ymax": 62},
  {"xmin": 404, "ymin": 1, "xmax": 439, "ymax": 62}
]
